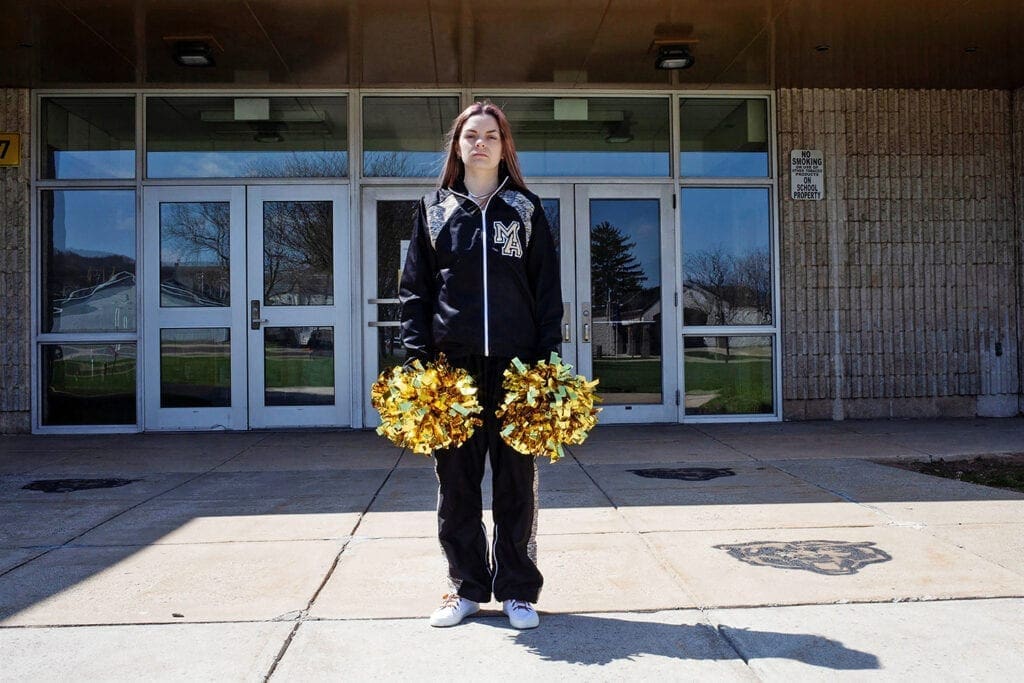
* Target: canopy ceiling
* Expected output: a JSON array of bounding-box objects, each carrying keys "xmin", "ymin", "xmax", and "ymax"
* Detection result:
[{"xmin": 2, "ymin": 0, "xmax": 1021, "ymax": 90}]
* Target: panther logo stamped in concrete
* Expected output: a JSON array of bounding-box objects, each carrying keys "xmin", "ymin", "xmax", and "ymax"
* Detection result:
[
  {"xmin": 628, "ymin": 467, "xmax": 736, "ymax": 481},
  {"xmin": 713, "ymin": 540, "xmax": 893, "ymax": 575}
]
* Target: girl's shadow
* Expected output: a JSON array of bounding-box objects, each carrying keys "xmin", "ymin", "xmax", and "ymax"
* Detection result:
[{"xmin": 506, "ymin": 613, "xmax": 879, "ymax": 670}]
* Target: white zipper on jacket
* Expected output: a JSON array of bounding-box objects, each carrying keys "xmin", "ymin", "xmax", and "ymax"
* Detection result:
[{"xmin": 450, "ymin": 176, "xmax": 508, "ymax": 357}]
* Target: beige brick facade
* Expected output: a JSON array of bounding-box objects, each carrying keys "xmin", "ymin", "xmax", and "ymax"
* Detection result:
[
  {"xmin": 0, "ymin": 89, "xmax": 30, "ymax": 433},
  {"xmin": 779, "ymin": 89, "xmax": 1022, "ymax": 419},
  {"xmin": 1014, "ymin": 87, "xmax": 1024, "ymax": 416}
]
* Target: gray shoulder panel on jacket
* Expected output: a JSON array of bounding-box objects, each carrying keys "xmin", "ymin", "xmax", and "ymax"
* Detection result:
[
  {"xmin": 498, "ymin": 189, "xmax": 534, "ymax": 247},
  {"xmin": 425, "ymin": 190, "xmax": 462, "ymax": 249}
]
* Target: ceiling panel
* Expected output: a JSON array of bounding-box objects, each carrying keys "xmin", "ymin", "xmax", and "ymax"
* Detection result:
[{"xmin": 1, "ymin": 0, "xmax": 1021, "ymax": 89}]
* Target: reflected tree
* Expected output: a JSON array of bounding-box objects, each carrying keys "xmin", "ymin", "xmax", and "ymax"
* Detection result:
[
  {"xmin": 161, "ymin": 203, "xmax": 231, "ymax": 305},
  {"xmin": 591, "ymin": 221, "xmax": 647, "ymax": 316},
  {"xmin": 263, "ymin": 201, "xmax": 333, "ymax": 305}
]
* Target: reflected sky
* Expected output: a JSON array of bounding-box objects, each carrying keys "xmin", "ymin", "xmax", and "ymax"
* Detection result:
[
  {"xmin": 148, "ymin": 151, "xmax": 348, "ymax": 178},
  {"xmin": 681, "ymin": 151, "xmax": 768, "ymax": 177},
  {"xmin": 522, "ymin": 152, "xmax": 668, "ymax": 177},
  {"xmin": 682, "ymin": 188, "xmax": 770, "ymax": 256},
  {"xmin": 50, "ymin": 150, "xmax": 135, "ymax": 179},
  {"xmin": 52, "ymin": 190, "xmax": 135, "ymax": 255}
]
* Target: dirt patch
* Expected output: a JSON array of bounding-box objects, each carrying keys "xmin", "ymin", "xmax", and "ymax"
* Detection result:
[{"xmin": 880, "ymin": 453, "xmax": 1024, "ymax": 494}]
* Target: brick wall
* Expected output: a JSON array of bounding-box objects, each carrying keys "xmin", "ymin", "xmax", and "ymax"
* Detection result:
[
  {"xmin": 1014, "ymin": 87, "xmax": 1024, "ymax": 416},
  {"xmin": 0, "ymin": 89, "xmax": 31, "ymax": 433},
  {"xmin": 779, "ymin": 89, "xmax": 1021, "ymax": 419}
]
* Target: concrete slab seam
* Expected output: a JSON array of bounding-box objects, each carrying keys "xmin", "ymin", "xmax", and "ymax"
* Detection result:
[{"xmin": 262, "ymin": 446, "xmax": 407, "ymax": 682}]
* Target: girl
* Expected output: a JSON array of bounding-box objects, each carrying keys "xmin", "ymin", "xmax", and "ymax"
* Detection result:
[{"xmin": 399, "ymin": 101, "xmax": 562, "ymax": 629}]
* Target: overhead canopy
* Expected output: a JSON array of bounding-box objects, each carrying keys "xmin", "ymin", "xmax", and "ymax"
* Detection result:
[{"xmin": 2, "ymin": 0, "xmax": 1022, "ymax": 89}]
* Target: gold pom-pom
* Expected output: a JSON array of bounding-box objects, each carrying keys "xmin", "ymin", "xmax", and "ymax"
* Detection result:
[
  {"xmin": 371, "ymin": 353, "xmax": 483, "ymax": 455},
  {"xmin": 496, "ymin": 352, "xmax": 602, "ymax": 463}
]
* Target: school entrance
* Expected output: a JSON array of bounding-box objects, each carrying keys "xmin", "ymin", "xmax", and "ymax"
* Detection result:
[{"xmin": 142, "ymin": 185, "xmax": 353, "ymax": 429}]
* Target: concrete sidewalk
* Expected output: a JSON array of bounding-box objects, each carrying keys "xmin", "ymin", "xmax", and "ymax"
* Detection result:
[{"xmin": 1, "ymin": 418, "xmax": 1023, "ymax": 680}]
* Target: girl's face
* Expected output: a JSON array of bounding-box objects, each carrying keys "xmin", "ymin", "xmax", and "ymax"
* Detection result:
[{"xmin": 458, "ymin": 113, "xmax": 503, "ymax": 174}]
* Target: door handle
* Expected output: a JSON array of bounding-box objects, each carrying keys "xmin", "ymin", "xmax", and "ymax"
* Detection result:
[
  {"xmin": 563, "ymin": 323, "xmax": 571, "ymax": 342},
  {"xmin": 250, "ymin": 300, "xmax": 269, "ymax": 330},
  {"xmin": 562, "ymin": 301, "xmax": 571, "ymax": 342},
  {"xmin": 583, "ymin": 323, "xmax": 590, "ymax": 342},
  {"xmin": 581, "ymin": 302, "xmax": 591, "ymax": 343}
]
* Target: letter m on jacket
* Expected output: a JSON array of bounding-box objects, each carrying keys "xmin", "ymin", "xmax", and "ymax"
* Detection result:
[{"xmin": 493, "ymin": 221, "xmax": 523, "ymax": 258}]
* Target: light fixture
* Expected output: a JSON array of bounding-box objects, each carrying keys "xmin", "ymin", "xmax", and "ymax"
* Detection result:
[
  {"xmin": 655, "ymin": 44, "xmax": 695, "ymax": 70},
  {"xmin": 253, "ymin": 122, "xmax": 285, "ymax": 144},
  {"xmin": 172, "ymin": 40, "xmax": 216, "ymax": 67},
  {"xmin": 605, "ymin": 115, "xmax": 634, "ymax": 144}
]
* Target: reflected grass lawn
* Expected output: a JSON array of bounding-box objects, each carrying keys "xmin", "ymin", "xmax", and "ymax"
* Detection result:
[
  {"xmin": 685, "ymin": 354, "xmax": 772, "ymax": 414},
  {"xmin": 594, "ymin": 358, "xmax": 661, "ymax": 393},
  {"xmin": 51, "ymin": 358, "xmax": 136, "ymax": 395}
]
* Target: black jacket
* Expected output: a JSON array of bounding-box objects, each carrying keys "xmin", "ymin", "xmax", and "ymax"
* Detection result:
[{"xmin": 399, "ymin": 176, "xmax": 562, "ymax": 363}]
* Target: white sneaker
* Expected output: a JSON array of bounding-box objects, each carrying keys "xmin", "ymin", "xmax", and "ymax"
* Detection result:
[
  {"xmin": 502, "ymin": 599, "xmax": 540, "ymax": 629},
  {"xmin": 429, "ymin": 593, "xmax": 480, "ymax": 627}
]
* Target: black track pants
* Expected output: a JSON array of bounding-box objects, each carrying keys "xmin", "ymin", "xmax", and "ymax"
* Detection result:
[{"xmin": 433, "ymin": 355, "xmax": 543, "ymax": 604}]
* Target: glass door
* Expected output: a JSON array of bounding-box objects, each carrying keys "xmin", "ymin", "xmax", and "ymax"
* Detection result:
[
  {"xmin": 143, "ymin": 185, "xmax": 350, "ymax": 430},
  {"xmin": 246, "ymin": 186, "xmax": 351, "ymax": 428},
  {"xmin": 360, "ymin": 186, "xmax": 432, "ymax": 426},
  {"xmin": 532, "ymin": 184, "xmax": 679, "ymax": 424},
  {"xmin": 143, "ymin": 186, "xmax": 248, "ymax": 430},
  {"xmin": 574, "ymin": 185, "xmax": 678, "ymax": 423}
]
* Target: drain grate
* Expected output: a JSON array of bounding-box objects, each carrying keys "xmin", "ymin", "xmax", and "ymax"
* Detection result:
[
  {"xmin": 22, "ymin": 478, "xmax": 140, "ymax": 493},
  {"xmin": 628, "ymin": 467, "xmax": 736, "ymax": 481}
]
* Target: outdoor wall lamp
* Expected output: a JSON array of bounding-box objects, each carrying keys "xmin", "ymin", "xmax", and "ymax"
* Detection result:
[
  {"xmin": 172, "ymin": 40, "xmax": 216, "ymax": 67},
  {"xmin": 654, "ymin": 44, "xmax": 695, "ymax": 70}
]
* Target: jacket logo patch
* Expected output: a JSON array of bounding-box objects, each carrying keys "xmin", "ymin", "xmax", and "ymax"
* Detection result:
[{"xmin": 493, "ymin": 221, "xmax": 523, "ymax": 258}]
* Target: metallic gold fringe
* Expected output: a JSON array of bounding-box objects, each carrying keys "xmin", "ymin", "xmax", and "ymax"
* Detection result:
[
  {"xmin": 496, "ymin": 352, "xmax": 602, "ymax": 463},
  {"xmin": 371, "ymin": 353, "xmax": 483, "ymax": 456}
]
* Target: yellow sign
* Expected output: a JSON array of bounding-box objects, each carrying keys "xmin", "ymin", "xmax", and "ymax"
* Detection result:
[{"xmin": 0, "ymin": 133, "xmax": 20, "ymax": 167}]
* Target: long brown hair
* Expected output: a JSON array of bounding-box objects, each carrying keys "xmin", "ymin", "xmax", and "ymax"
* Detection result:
[{"xmin": 439, "ymin": 101, "xmax": 528, "ymax": 191}]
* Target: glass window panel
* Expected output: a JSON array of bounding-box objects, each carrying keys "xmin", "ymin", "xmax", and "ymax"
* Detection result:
[
  {"xmin": 40, "ymin": 97, "xmax": 135, "ymax": 179},
  {"xmin": 146, "ymin": 96, "xmax": 348, "ymax": 178},
  {"xmin": 684, "ymin": 335, "xmax": 774, "ymax": 415},
  {"xmin": 541, "ymin": 198, "xmax": 560, "ymax": 254},
  {"xmin": 376, "ymin": 200, "xmax": 418, "ymax": 371},
  {"xmin": 477, "ymin": 96, "xmax": 670, "ymax": 177},
  {"xmin": 160, "ymin": 202, "xmax": 231, "ymax": 307},
  {"xmin": 362, "ymin": 96, "xmax": 460, "ymax": 177},
  {"xmin": 590, "ymin": 198, "xmax": 662, "ymax": 404},
  {"xmin": 680, "ymin": 98, "xmax": 769, "ymax": 177},
  {"xmin": 264, "ymin": 327, "xmax": 335, "ymax": 406},
  {"xmin": 160, "ymin": 328, "xmax": 231, "ymax": 408},
  {"xmin": 682, "ymin": 188, "xmax": 773, "ymax": 326},
  {"xmin": 264, "ymin": 201, "xmax": 333, "ymax": 306},
  {"xmin": 41, "ymin": 343, "xmax": 137, "ymax": 426},
  {"xmin": 41, "ymin": 190, "xmax": 136, "ymax": 333}
]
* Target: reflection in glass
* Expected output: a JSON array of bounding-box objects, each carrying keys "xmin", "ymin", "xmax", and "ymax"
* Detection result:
[
  {"xmin": 160, "ymin": 202, "xmax": 231, "ymax": 307},
  {"xmin": 363, "ymin": 97, "xmax": 460, "ymax": 177},
  {"xmin": 160, "ymin": 328, "xmax": 231, "ymax": 408},
  {"xmin": 680, "ymin": 98, "xmax": 769, "ymax": 177},
  {"xmin": 42, "ymin": 344, "xmax": 137, "ymax": 425},
  {"xmin": 590, "ymin": 199, "xmax": 662, "ymax": 404},
  {"xmin": 376, "ymin": 200, "xmax": 418, "ymax": 371},
  {"xmin": 41, "ymin": 190, "xmax": 136, "ymax": 333},
  {"xmin": 476, "ymin": 96, "xmax": 670, "ymax": 177},
  {"xmin": 264, "ymin": 327, "xmax": 335, "ymax": 406},
  {"xmin": 541, "ymin": 198, "xmax": 560, "ymax": 254},
  {"xmin": 264, "ymin": 201, "xmax": 333, "ymax": 306},
  {"xmin": 684, "ymin": 336, "xmax": 773, "ymax": 415},
  {"xmin": 682, "ymin": 188, "xmax": 772, "ymax": 326},
  {"xmin": 146, "ymin": 96, "xmax": 348, "ymax": 178},
  {"xmin": 41, "ymin": 97, "xmax": 135, "ymax": 179}
]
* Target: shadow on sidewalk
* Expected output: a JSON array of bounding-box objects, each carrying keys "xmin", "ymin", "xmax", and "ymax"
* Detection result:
[{"xmin": 510, "ymin": 614, "xmax": 879, "ymax": 670}]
